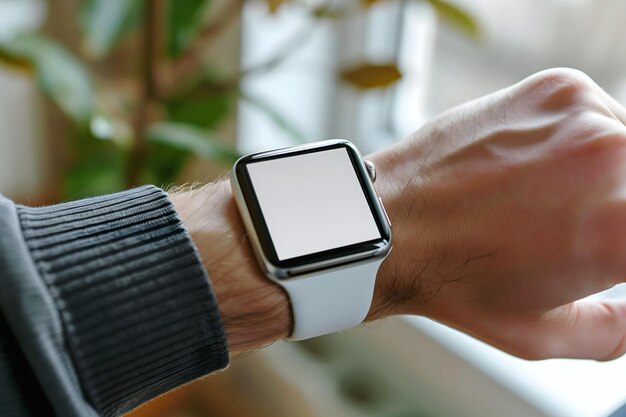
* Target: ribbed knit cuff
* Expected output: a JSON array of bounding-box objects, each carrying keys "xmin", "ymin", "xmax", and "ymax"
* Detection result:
[{"xmin": 17, "ymin": 186, "xmax": 229, "ymax": 417}]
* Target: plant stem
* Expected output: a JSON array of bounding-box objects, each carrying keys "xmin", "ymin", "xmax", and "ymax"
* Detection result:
[
  {"xmin": 160, "ymin": 0, "xmax": 245, "ymax": 97},
  {"xmin": 240, "ymin": 21, "xmax": 316, "ymax": 76},
  {"xmin": 126, "ymin": 0, "xmax": 160, "ymax": 188},
  {"xmin": 165, "ymin": 20, "xmax": 319, "ymax": 101}
]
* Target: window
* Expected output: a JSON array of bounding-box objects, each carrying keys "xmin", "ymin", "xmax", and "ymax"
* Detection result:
[{"xmin": 239, "ymin": 2, "xmax": 626, "ymax": 416}]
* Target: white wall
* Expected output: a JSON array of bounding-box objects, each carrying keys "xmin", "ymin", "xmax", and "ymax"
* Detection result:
[{"xmin": 0, "ymin": 0, "xmax": 47, "ymax": 200}]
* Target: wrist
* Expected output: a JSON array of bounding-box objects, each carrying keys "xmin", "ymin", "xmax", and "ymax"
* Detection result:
[
  {"xmin": 169, "ymin": 180, "xmax": 291, "ymax": 356},
  {"xmin": 365, "ymin": 145, "xmax": 435, "ymax": 321},
  {"xmin": 366, "ymin": 141, "xmax": 495, "ymax": 322},
  {"xmin": 365, "ymin": 148, "xmax": 404, "ymax": 321},
  {"xmin": 170, "ymin": 146, "xmax": 405, "ymax": 346}
]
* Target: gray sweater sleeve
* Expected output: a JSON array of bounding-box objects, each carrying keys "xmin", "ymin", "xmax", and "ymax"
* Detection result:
[{"xmin": 0, "ymin": 186, "xmax": 229, "ymax": 417}]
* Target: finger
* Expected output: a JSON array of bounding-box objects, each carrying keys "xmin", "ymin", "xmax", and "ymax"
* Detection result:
[
  {"xmin": 594, "ymin": 85, "xmax": 626, "ymax": 126},
  {"xmin": 535, "ymin": 301, "xmax": 626, "ymax": 360}
]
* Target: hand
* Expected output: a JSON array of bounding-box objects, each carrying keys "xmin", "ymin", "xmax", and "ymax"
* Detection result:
[{"xmin": 369, "ymin": 68, "xmax": 626, "ymax": 360}]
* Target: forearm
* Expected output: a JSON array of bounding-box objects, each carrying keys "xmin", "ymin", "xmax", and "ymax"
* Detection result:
[{"xmin": 170, "ymin": 180, "xmax": 292, "ymax": 355}]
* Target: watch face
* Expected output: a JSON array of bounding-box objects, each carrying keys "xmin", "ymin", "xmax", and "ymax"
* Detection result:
[{"xmin": 234, "ymin": 140, "xmax": 391, "ymax": 278}]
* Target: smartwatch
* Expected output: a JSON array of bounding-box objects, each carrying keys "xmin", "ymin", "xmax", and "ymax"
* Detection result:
[{"xmin": 230, "ymin": 139, "xmax": 392, "ymax": 341}]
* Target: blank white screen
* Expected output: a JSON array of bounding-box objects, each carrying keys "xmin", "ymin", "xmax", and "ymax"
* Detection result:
[{"xmin": 247, "ymin": 148, "xmax": 381, "ymax": 261}]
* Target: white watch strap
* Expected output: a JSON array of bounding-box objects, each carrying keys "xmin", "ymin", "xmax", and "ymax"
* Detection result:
[{"xmin": 281, "ymin": 259, "xmax": 383, "ymax": 341}]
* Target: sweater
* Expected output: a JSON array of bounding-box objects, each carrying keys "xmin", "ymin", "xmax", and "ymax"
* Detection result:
[{"xmin": 0, "ymin": 185, "xmax": 229, "ymax": 417}]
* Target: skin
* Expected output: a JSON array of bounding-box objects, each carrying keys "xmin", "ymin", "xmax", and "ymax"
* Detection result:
[{"xmin": 172, "ymin": 68, "xmax": 626, "ymax": 361}]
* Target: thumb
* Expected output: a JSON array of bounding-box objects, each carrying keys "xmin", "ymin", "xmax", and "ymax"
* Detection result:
[{"xmin": 534, "ymin": 301, "xmax": 626, "ymax": 360}]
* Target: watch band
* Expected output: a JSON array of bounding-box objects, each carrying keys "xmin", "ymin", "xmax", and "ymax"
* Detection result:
[{"xmin": 282, "ymin": 258, "xmax": 383, "ymax": 341}]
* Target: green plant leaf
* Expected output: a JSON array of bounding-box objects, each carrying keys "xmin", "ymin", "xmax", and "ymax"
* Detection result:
[
  {"xmin": 64, "ymin": 156, "xmax": 125, "ymax": 198},
  {"xmin": 360, "ymin": 0, "xmax": 478, "ymax": 38},
  {"xmin": 89, "ymin": 111, "xmax": 133, "ymax": 148},
  {"xmin": 340, "ymin": 63, "xmax": 402, "ymax": 90},
  {"xmin": 424, "ymin": 0, "xmax": 480, "ymax": 39},
  {"xmin": 0, "ymin": 34, "xmax": 94, "ymax": 123},
  {"xmin": 80, "ymin": 0, "xmax": 142, "ymax": 58},
  {"xmin": 311, "ymin": 6, "xmax": 349, "ymax": 19},
  {"xmin": 166, "ymin": 0, "xmax": 211, "ymax": 58},
  {"xmin": 166, "ymin": 93, "xmax": 232, "ymax": 129},
  {"xmin": 240, "ymin": 92, "xmax": 306, "ymax": 143},
  {"xmin": 147, "ymin": 122, "xmax": 240, "ymax": 164},
  {"xmin": 63, "ymin": 129, "xmax": 125, "ymax": 199},
  {"xmin": 0, "ymin": 49, "xmax": 32, "ymax": 72},
  {"xmin": 266, "ymin": 0, "xmax": 287, "ymax": 14},
  {"xmin": 145, "ymin": 141, "xmax": 189, "ymax": 187}
]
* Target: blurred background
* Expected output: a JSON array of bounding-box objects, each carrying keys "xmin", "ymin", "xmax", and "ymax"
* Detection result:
[{"xmin": 2, "ymin": 0, "xmax": 626, "ymax": 416}]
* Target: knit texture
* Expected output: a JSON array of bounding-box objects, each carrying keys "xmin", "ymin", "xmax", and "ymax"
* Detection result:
[
  {"xmin": 0, "ymin": 310, "xmax": 55, "ymax": 417},
  {"xmin": 16, "ymin": 186, "xmax": 228, "ymax": 417}
]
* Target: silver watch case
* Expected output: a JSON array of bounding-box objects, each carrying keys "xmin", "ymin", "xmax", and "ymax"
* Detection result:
[{"xmin": 230, "ymin": 139, "xmax": 392, "ymax": 282}]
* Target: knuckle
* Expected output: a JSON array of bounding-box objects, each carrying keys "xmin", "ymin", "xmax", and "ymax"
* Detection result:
[
  {"xmin": 521, "ymin": 68, "xmax": 597, "ymax": 110},
  {"xmin": 534, "ymin": 67, "xmax": 594, "ymax": 90},
  {"xmin": 543, "ymin": 67, "xmax": 592, "ymax": 84},
  {"xmin": 598, "ymin": 335, "xmax": 626, "ymax": 362},
  {"xmin": 559, "ymin": 109, "xmax": 626, "ymax": 151},
  {"xmin": 596, "ymin": 304, "xmax": 626, "ymax": 361},
  {"xmin": 590, "ymin": 131, "xmax": 626, "ymax": 151}
]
